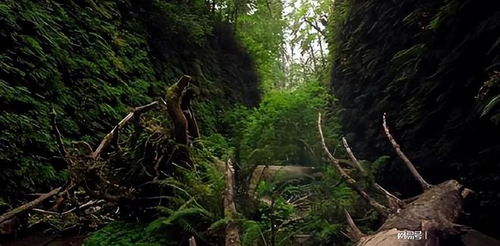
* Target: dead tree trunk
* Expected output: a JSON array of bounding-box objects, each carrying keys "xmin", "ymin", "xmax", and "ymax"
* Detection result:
[
  {"xmin": 318, "ymin": 112, "xmax": 500, "ymax": 246},
  {"xmin": 166, "ymin": 75, "xmax": 192, "ymax": 145}
]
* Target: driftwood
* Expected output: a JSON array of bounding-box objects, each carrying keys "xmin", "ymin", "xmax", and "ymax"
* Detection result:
[
  {"xmin": 0, "ymin": 187, "xmax": 61, "ymax": 224},
  {"xmin": 248, "ymin": 165, "xmax": 321, "ymax": 199},
  {"xmin": 318, "ymin": 112, "xmax": 500, "ymax": 246},
  {"xmin": 224, "ymin": 160, "xmax": 241, "ymax": 246},
  {"xmin": 382, "ymin": 113, "xmax": 432, "ymax": 190},
  {"xmin": 318, "ymin": 113, "xmax": 390, "ymax": 218}
]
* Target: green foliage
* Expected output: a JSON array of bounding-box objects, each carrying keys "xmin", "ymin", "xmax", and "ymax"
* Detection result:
[
  {"xmin": 0, "ymin": 0, "xmax": 259, "ymax": 208},
  {"xmin": 232, "ymin": 81, "xmax": 340, "ymax": 175},
  {"xmin": 84, "ymin": 222, "xmax": 171, "ymax": 246},
  {"xmin": 236, "ymin": 0, "xmax": 286, "ymax": 91},
  {"xmin": 328, "ymin": 0, "xmax": 500, "ymax": 236},
  {"xmin": 478, "ymin": 71, "xmax": 500, "ymax": 124},
  {"xmin": 241, "ymin": 220, "xmax": 265, "ymax": 246}
]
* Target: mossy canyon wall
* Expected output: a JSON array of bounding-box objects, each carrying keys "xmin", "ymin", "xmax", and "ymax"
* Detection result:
[
  {"xmin": 329, "ymin": 0, "xmax": 500, "ymax": 236},
  {"xmin": 0, "ymin": 0, "xmax": 259, "ymax": 206}
]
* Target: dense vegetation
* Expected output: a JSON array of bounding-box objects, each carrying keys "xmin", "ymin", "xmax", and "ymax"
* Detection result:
[
  {"xmin": 328, "ymin": 0, "xmax": 500, "ymax": 237},
  {"xmin": 1, "ymin": 0, "xmax": 500, "ymax": 245},
  {"xmin": 0, "ymin": 0, "xmax": 258, "ymax": 204}
]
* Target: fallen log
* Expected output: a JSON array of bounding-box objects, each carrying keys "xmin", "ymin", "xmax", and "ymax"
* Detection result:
[
  {"xmin": 248, "ymin": 165, "xmax": 321, "ymax": 199},
  {"xmin": 317, "ymin": 112, "xmax": 500, "ymax": 246},
  {"xmin": 0, "ymin": 187, "xmax": 61, "ymax": 224}
]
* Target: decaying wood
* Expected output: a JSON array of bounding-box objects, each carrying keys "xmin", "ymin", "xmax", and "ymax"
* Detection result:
[
  {"xmin": 32, "ymin": 200, "xmax": 103, "ymax": 216},
  {"xmin": 248, "ymin": 165, "xmax": 321, "ymax": 199},
  {"xmin": 2, "ymin": 75, "xmax": 203, "ymax": 234},
  {"xmin": 224, "ymin": 160, "xmax": 241, "ymax": 246},
  {"xmin": 319, "ymin": 112, "xmax": 500, "ymax": 246},
  {"xmin": 92, "ymin": 101, "xmax": 159, "ymax": 159},
  {"xmin": 318, "ymin": 113, "xmax": 390, "ymax": 217},
  {"xmin": 382, "ymin": 113, "xmax": 432, "ymax": 190},
  {"xmin": 342, "ymin": 137, "xmax": 405, "ymax": 210},
  {"xmin": 0, "ymin": 187, "xmax": 61, "ymax": 224},
  {"xmin": 166, "ymin": 75, "xmax": 192, "ymax": 145},
  {"xmin": 342, "ymin": 137, "xmax": 366, "ymax": 175}
]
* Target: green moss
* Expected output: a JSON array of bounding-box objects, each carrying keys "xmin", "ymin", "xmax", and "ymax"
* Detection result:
[{"xmin": 0, "ymin": 0, "xmax": 259, "ymax": 207}]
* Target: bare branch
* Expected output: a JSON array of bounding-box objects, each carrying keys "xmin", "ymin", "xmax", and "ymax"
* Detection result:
[
  {"xmin": 92, "ymin": 101, "xmax": 159, "ymax": 159},
  {"xmin": 341, "ymin": 137, "xmax": 367, "ymax": 175},
  {"xmin": 32, "ymin": 199, "xmax": 103, "ymax": 216},
  {"xmin": 318, "ymin": 113, "xmax": 389, "ymax": 217},
  {"xmin": 373, "ymin": 183, "xmax": 405, "ymax": 210},
  {"xmin": 342, "ymin": 137, "xmax": 404, "ymax": 210},
  {"xmin": 382, "ymin": 113, "xmax": 432, "ymax": 190},
  {"xmin": 0, "ymin": 187, "xmax": 62, "ymax": 223},
  {"xmin": 344, "ymin": 209, "xmax": 365, "ymax": 241}
]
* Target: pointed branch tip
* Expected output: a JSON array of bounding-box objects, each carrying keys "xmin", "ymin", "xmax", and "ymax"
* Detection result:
[
  {"xmin": 318, "ymin": 112, "xmax": 389, "ymax": 217},
  {"xmin": 382, "ymin": 113, "xmax": 432, "ymax": 190}
]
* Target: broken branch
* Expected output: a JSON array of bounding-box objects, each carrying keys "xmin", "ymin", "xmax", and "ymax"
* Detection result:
[
  {"xmin": 382, "ymin": 113, "xmax": 432, "ymax": 190},
  {"xmin": 92, "ymin": 101, "xmax": 159, "ymax": 159},
  {"xmin": 318, "ymin": 113, "xmax": 389, "ymax": 217},
  {"xmin": 341, "ymin": 137, "xmax": 367, "ymax": 175},
  {"xmin": 373, "ymin": 183, "xmax": 405, "ymax": 210},
  {"xmin": 342, "ymin": 137, "xmax": 404, "ymax": 210},
  {"xmin": 51, "ymin": 109, "xmax": 68, "ymax": 157},
  {"xmin": 0, "ymin": 187, "xmax": 62, "ymax": 224}
]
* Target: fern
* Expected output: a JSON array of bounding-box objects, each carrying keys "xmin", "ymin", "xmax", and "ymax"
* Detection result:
[{"xmin": 241, "ymin": 220, "xmax": 265, "ymax": 246}]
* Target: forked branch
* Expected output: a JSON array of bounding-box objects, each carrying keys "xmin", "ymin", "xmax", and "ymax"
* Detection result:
[
  {"xmin": 342, "ymin": 137, "xmax": 366, "ymax": 175},
  {"xmin": 382, "ymin": 113, "xmax": 432, "ymax": 190},
  {"xmin": 342, "ymin": 137, "xmax": 405, "ymax": 210},
  {"xmin": 318, "ymin": 113, "xmax": 389, "ymax": 217}
]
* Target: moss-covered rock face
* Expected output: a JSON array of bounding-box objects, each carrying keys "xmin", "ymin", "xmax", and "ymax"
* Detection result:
[
  {"xmin": 0, "ymin": 0, "xmax": 259, "ymax": 204},
  {"xmin": 328, "ymin": 0, "xmax": 500, "ymax": 236}
]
